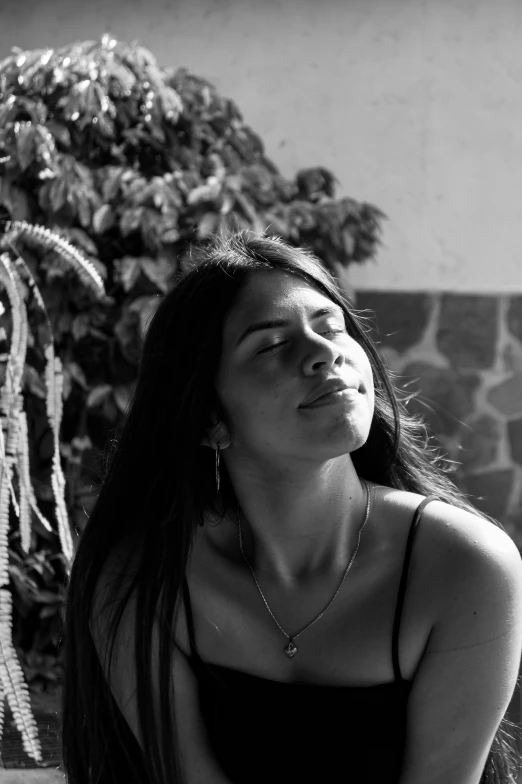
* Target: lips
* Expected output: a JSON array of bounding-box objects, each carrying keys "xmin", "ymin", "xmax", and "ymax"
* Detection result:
[{"xmin": 300, "ymin": 378, "xmax": 359, "ymax": 408}]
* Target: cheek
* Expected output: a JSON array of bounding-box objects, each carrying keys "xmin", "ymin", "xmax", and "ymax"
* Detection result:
[
  {"xmin": 352, "ymin": 347, "xmax": 375, "ymax": 409},
  {"xmin": 348, "ymin": 341, "xmax": 374, "ymax": 385},
  {"xmin": 216, "ymin": 364, "xmax": 285, "ymax": 426},
  {"xmin": 363, "ymin": 362, "xmax": 375, "ymax": 398}
]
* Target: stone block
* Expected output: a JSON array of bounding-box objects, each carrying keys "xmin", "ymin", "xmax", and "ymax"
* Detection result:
[
  {"xmin": 507, "ymin": 417, "xmax": 522, "ymax": 466},
  {"xmin": 355, "ymin": 291, "xmax": 432, "ymax": 354},
  {"xmin": 502, "ymin": 342, "xmax": 522, "ymax": 374},
  {"xmin": 462, "ymin": 469, "xmax": 515, "ymax": 521},
  {"xmin": 400, "ymin": 361, "xmax": 480, "ymax": 437},
  {"xmin": 487, "ymin": 373, "xmax": 522, "ymax": 417},
  {"xmin": 459, "ymin": 414, "xmax": 502, "ymax": 471},
  {"xmin": 437, "ymin": 295, "xmax": 498, "ymax": 369},
  {"xmin": 507, "ymin": 296, "xmax": 522, "ymax": 343}
]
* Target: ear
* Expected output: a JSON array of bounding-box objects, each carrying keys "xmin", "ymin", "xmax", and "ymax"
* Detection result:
[{"xmin": 200, "ymin": 420, "xmax": 231, "ymax": 450}]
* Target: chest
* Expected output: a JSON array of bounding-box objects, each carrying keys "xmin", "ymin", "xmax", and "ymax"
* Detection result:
[{"xmin": 178, "ymin": 524, "xmax": 435, "ymax": 685}]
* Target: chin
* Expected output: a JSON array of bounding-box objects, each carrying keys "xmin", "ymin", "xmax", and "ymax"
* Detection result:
[
  {"xmin": 326, "ymin": 421, "xmax": 370, "ymax": 456},
  {"xmin": 309, "ymin": 427, "xmax": 369, "ymax": 461}
]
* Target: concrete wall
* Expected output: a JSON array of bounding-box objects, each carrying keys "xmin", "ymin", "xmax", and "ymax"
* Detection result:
[{"xmin": 1, "ymin": 0, "xmax": 522, "ymax": 292}]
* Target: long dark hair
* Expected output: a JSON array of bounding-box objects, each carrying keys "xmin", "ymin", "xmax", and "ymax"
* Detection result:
[{"xmin": 62, "ymin": 232, "xmax": 518, "ymax": 783}]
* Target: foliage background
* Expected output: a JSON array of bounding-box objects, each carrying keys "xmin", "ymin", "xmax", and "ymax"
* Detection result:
[{"xmin": 0, "ymin": 35, "xmax": 385, "ymax": 696}]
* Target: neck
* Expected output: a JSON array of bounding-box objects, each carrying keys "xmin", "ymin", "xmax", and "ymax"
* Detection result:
[{"xmin": 222, "ymin": 451, "xmax": 369, "ymax": 587}]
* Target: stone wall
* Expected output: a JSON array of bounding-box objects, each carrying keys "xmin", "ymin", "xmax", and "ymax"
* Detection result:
[{"xmin": 356, "ymin": 291, "xmax": 522, "ymax": 543}]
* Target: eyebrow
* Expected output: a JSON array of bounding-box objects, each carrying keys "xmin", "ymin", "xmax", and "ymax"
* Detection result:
[{"xmin": 235, "ymin": 306, "xmax": 343, "ymax": 347}]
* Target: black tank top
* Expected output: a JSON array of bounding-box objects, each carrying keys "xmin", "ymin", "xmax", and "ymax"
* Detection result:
[{"xmin": 183, "ymin": 495, "xmax": 437, "ymax": 784}]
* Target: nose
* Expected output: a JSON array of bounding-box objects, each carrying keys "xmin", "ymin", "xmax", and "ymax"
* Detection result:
[{"xmin": 300, "ymin": 331, "xmax": 345, "ymax": 376}]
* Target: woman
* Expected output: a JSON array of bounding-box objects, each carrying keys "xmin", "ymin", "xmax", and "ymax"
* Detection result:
[{"xmin": 62, "ymin": 233, "xmax": 522, "ymax": 784}]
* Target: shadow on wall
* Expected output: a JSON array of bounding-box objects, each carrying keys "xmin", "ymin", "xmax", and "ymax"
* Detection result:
[{"xmin": 356, "ymin": 291, "xmax": 522, "ymax": 543}]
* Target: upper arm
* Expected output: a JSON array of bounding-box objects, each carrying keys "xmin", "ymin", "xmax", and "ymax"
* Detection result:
[
  {"xmin": 399, "ymin": 503, "xmax": 522, "ymax": 784},
  {"xmin": 90, "ymin": 557, "xmax": 233, "ymax": 783}
]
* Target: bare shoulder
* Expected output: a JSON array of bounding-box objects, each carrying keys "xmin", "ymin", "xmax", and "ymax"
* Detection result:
[
  {"xmin": 375, "ymin": 485, "xmax": 522, "ymax": 642},
  {"xmin": 383, "ymin": 487, "xmax": 522, "ymax": 650},
  {"xmin": 415, "ymin": 496, "xmax": 522, "ymax": 584},
  {"xmin": 378, "ymin": 484, "xmax": 521, "ymax": 576}
]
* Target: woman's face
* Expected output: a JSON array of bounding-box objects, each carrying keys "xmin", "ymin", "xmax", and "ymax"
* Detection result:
[{"xmin": 215, "ymin": 269, "xmax": 375, "ymax": 465}]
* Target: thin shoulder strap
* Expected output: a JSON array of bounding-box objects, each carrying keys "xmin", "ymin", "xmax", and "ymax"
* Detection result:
[
  {"xmin": 182, "ymin": 578, "xmax": 200, "ymax": 661},
  {"xmin": 392, "ymin": 495, "xmax": 438, "ymax": 682}
]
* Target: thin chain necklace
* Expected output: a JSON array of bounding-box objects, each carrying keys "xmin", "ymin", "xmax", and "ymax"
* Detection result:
[{"xmin": 237, "ymin": 479, "xmax": 371, "ymax": 658}]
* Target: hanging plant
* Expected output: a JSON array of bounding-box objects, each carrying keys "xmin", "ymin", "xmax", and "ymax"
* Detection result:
[{"xmin": 0, "ymin": 220, "xmax": 107, "ymax": 761}]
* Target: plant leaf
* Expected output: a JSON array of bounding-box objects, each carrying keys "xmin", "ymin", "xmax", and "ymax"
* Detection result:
[
  {"xmin": 14, "ymin": 412, "xmax": 32, "ymax": 553},
  {"xmin": 92, "ymin": 204, "xmax": 114, "ymax": 234},
  {"xmin": 187, "ymin": 181, "xmax": 221, "ymax": 206},
  {"xmin": 65, "ymin": 361, "xmax": 88, "ymax": 390},
  {"xmin": 113, "ymin": 383, "xmax": 134, "ymax": 414},
  {"xmin": 197, "ymin": 211, "xmax": 218, "ymax": 239},
  {"xmin": 5, "ymin": 222, "xmax": 106, "ymax": 299},
  {"xmin": 140, "ymin": 257, "xmax": 173, "ymax": 293},
  {"xmin": 49, "ymin": 177, "xmax": 68, "ymax": 213},
  {"xmin": 0, "ymin": 179, "xmax": 30, "ymax": 221},
  {"xmin": 16, "ymin": 124, "xmax": 36, "ymax": 172},
  {"xmin": 120, "ymin": 207, "xmax": 144, "ymax": 236},
  {"xmin": 86, "ymin": 384, "xmax": 112, "ymax": 408},
  {"xmin": 114, "ymin": 256, "xmax": 141, "ymax": 291},
  {"xmin": 71, "ymin": 313, "xmax": 90, "ymax": 341},
  {"xmin": 161, "ymin": 228, "xmax": 180, "ymax": 244},
  {"xmin": 129, "ymin": 295, "xmax": 161, "ymax": 339},
  {"xmin": 0, "ymin": 590, "xmax": 42, "ymax": 762},
  {"xmin": 101, "ymin": 166, "xmax": 126, "ymax": 202},
  {"xmin": 22, "ymin": 364, "xmax": 46, "ymax": 398},
  {"xmin": 46, "ymin": 121, "xmax": 71, "ymax": 148},
  {"xmin": 75, "ymin": 187, "xmax": 92, "ymax": 228},
  {"xmin": 64, "ymin": 227, "xmax": 98, "ymax": 255}
]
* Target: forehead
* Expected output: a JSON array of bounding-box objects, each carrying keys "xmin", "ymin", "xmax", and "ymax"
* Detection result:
[{"xmin": 227, "ymin": 269, "xmax": 337, "ymax": 326}]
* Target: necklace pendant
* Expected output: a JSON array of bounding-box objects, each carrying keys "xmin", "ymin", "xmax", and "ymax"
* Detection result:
[{"xmin": 284, "ymin": 641, "xmax": 298, "ymax": 658}]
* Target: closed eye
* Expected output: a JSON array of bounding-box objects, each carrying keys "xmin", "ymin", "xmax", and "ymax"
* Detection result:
[
  {"xmin": 257, "ymin": 341, "xmax": 287, "ymax": 355},
  {"xmin": 257, "ymin": 327, "xmax": 346, "ymax": 354},
  {"xmin": 322, "ymin": 328, "xmax": 346, "ymax": 336}
]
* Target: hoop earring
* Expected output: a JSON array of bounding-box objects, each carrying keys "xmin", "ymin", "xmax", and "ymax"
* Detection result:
[{"xmin": 215, "ymin": 443, "xmax": 221, "ymax": 494}]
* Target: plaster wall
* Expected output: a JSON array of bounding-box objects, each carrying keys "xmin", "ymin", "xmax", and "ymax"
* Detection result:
[{"xmin": 1, "ymin": 0, "xmax": 522, "ymax": 291}]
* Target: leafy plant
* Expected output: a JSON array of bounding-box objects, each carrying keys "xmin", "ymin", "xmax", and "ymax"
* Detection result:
[
  {"xmin": 0, "ymin": 223, "xmax": 106, "ymax": 761},
  {"xmin": 0, "ymin": 34, "xmax": 386, "ymax": 763}
]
